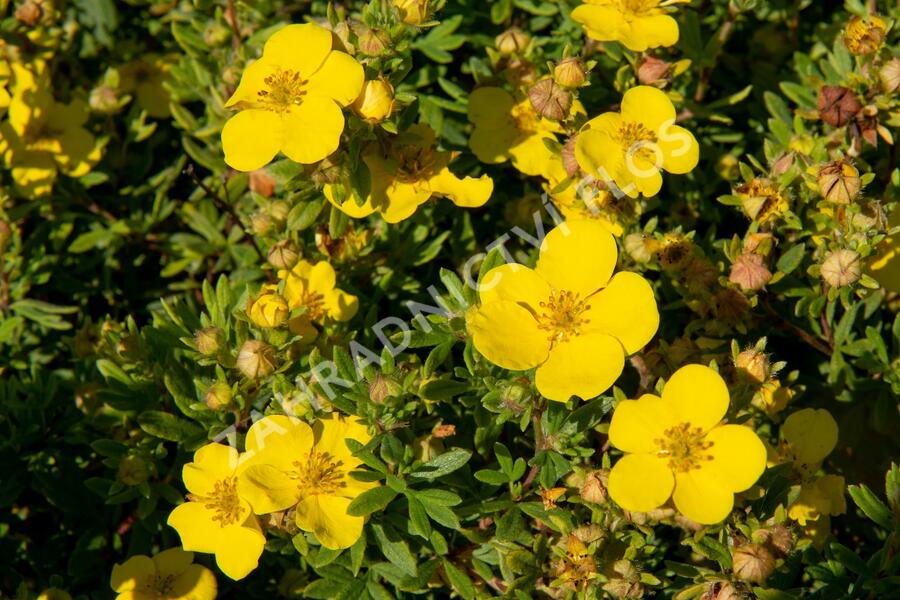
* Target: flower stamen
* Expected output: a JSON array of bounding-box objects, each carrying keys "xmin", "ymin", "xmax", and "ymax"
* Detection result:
[
  {"xmin": 654, "ymin": 422, "xmax": 714, "ymax": 472},
  {"xmin": 293, "ymin": 452, "xmax": 347, "ymax": 495},
  {"xmin": 536, "ymin": 290, "xmax": 591, "ymax": 343},
  {"xmin": 257, "ymin": 68, "xmax": 307, "ymax": 113},
  {"xmin": 188, "ymin": 477, "xmax": 243, "ymax": 526}
]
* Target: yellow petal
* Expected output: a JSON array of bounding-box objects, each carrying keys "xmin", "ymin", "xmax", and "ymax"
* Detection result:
[
  {"xmin": 324, "ymin": 184, "xmax": 378, "ymax": 218},
  {"xmin": 570, "ymin": 5, "xmax": 623, "ymax": 42},
  {"xmin": 294, "ymin": 494, "xmax": 364, "ymax": 549},
  {"xmin": 222, "ymin": 109, "xmax": 282, "ymax": 172},
  {"xmin": 379, "ymin": 181, "xmax": 432, "ymax": 223},
  {"xmin": 469, "ymin": 124, "xmax": 518, "ymax": 164},
  {"xmin": 478, "ymin": 264, "xmax": 550, "ymax": 311},
  {"xmin": 621, "ymin": 15, "xmax": 679, "ymax": 52},
  {"xmin": 110, "ymin": 556, "xmax": 154, "ymax": 592},
  {"xmin": 508, "ymin": 132, "xmax": 559, "ymax": 178},
  {"xmin": 215, "ymin": 525, "xmax": 267, "ymax": 580},
  {"xmin": 306, "ymin": 50, "xmax": 364, "ymax": 107},
  {"xmin": 170, "ymin": 564, "xmax": 217, "ymax": 600},
  {"xmin": 262, "ymin": 23, "xmax": 333, "ymax": 78},
  {"xmin": 313, "ymin": 414, "xmax": 371, "ymax": 466},
  {"xmin": 151, "ymin": 547, "xmax": 194, "ymax": 579},
  {"xmin": 663, "ymin": 364, "xmax": 729, "ymax": 431},
  {"xmin": 467, "ymin": 87, "xmax": 515, "ymax": 127},
  {"xmin": 535, "ymin": 333, "xmax": 625, "ymax": 402},
  {"xmin": 782, "ymin": 408, "xmax": 838, "ymax": 466},
  {"xmin": 244, "ymin": 415, "xmax": 314, "ymax": 473},
  {"xmin": 620, "ymin": 86, "xmax": 676, "ymax": 133},
  {"xmin": 224, "ymin": 60, "xmax": 272, "ymax": 108},
  {"xmin": 239, "ymin": 463, "xmax": 301, "ymax": 514},
  {"xmin": 308, "ymin": 261, "xmax": 337, "ymax": 294},
  {"xmin": 608, "ymin": 452, "xmax": 674, "ymax": 513},
  {"xmin": 323, "ymin": 289, "xmax": 358, "ymax": 322},
  {"xmin": 167, "ymin": 502, "xmax": 221, "ymax": 554},
  {"xmin": 582, "ymin": 271, "xmax": 658, "ymax": 354},
  {"xmin": 535, "ymin": 220, "xmax": 618, "ymax": 296},
  {"xmin": 280, "ymin": 96, "xmax": 344, "ymax": 164},
  {"xmin": 672, "ymin": 468, "xmax": 734, "ymax": 524},
  {"xmin": 608, "ymin": 394, "xmax": 677, "ymax": 454},
  {"xmin": 659, "ymin": 124, "xmax": 699, "ymax": 174},
  {"xmin": 468, "ymin": 301, "xmax": 550, "ymax": 371},
  {"xmin": 703, "ymin": 424, "xmax": 767, "ymax": 492},
  {"xmin": 575, "ymin": 113, "xmax": 622, "ymax": 179},
  {"xmin": 428, "ymin": 167, "xmax": 493, "ymax": 208},
  {"xmin": 183, "ymin": 443, "xmax": 240, "ymax": 495}
]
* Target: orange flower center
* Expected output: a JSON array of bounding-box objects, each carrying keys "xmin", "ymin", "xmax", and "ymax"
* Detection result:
[
  {"xmin": 188, "ymin": 476, "xmax": 243, "ymax": 526},
  {"xmin": 294, "ymin": 451, "xmax": 346, "ymax": 495},
  {"xmin": 536, "ymin": 290, "xmax": 591, "ymax": 343},
  {"xmin": 257, "ymin": 68, "xmax": 307, "ymax": 112},
  {"xmin": 654, "ymin": 422, "xmax": 714, "ymax": 472},
  {"xmin": 297, "ymin": 289, "xmax": 326, "ymax": 321}
]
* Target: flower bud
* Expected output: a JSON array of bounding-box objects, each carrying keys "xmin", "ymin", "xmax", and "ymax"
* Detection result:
[
  {"xmin": 89, "ymin": 86, "xmax": 119, "ymax": 114},
  {"xmin": 269, "ymin": 200, "xmax": 290, "ymax": 224},
  {"xmin": 732, "ymin": 543, "xmax": 776, "ymax": 584},
  {"xmin": 194, "ymin": 327, "xmax": 223, "ymax": 355},
  {"xmin": 821, "ymin": 249, "xmax": 861, "ymax": 288},
  {"xmin": 251, "ymin": 212, "xmax": 272, "ymax": 236},
  {"xmin": 729, "ymin": 253, "xmax": 772, "ymax": 292},
  {"xmin": 236, "ymin": 340, "xmax": 278, "ymax": 378},
  {"xmin": 249, "ymin": 169, "xmax": 276, "ymax": 197},
  {"xmin": 495, "ymin": 27, "xmax": 529, "ymax": 55},
  {"xmin": 771, "ymin": 153, "xmax": 794, "ymax": 176},
  {"xmin": 554, "ymin": 57, "xmax": 587, "ymax": 88},
  {"xmin": 817, "ymin": 86, "xmax": 861, "ymax": 127},
  {"xmin": 352, "ymin": 79, "xmax": 394, "ymax": 123},
  {"xmin": 637, "ymin": 56, "xmax": 672, "ymax": 86},
  {"xmin": 247, "ymin": 286, "xmax": 289, "ymax": 329},
  {"xmin": 735, "ymin": 348, "xmax": 770, "ymax": 383},
  {"xmin": 818, "ymin": 159, "xmax": 861, "ymax": 204},
  {"xmin": 357, "ymin": 26, "xmax": 390, "ymax": 56},
  {"xmin": 528, "ymin": 78, "xmax": 572, "ymax": 121},
  {"xmin": 205, "ymin": 382, "xmax": 233, "ymax": 410},
  {"xmin": 393, "ymin": 0, "xmax": 428, "ymax": 25},
  {"xmin": 580, "ymin": 469, "xmax": 608, "ymax": 504},
  {"xmin": 880, "ymin": 58, "xmax": 900, "ymax": 94},
  {"xmin": 15, "ymin": 0, "xmax": 42, "ymax": 26},
  {"xmin": 843, "ymin": 15, "xmax": 886, "ymax": 55},
  {"xmin": 267, "ymin": 240, "xmax": 299, "ymax": 270},
  {"xmin": 117, "ymin": 455, "xmax": 150, "ymax": 486},
  {"xmin": 369, "ymin": 373, "xmax": 402, "ymax": 403},
  {"xmin": 203, "ymin": 22, "xmax": 231, "ymax": 47},
  {"xmin": 752, "ymin": 379, "xmax": 793, "ymax": 415},
  {"xmin": 761, "ymin": 524, "xmax": 794, "ymax": 556}
]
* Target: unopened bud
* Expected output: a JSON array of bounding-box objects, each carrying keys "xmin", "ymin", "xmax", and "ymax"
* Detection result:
[
  {"xmin": 393, "ymin": 0, "xmax": 428, "ymax": 25},
  {"xmin": 269, "ymin": 200, "xmax": 290, "ymax": 223},
  {"xmin": 735, "ymin": 348, "xmax": 770, "ymax": 383},
  {"xmin": 495, "ymin": 28, "xmax": 529, "ymax": 55},
  {"xmin": 236, "ymin": 340, "xmax": 278, "ymax": 378},
  {"xmin": 15, "ymin": 0, "xmax": 42, "ymax": 26},
  {"xmin": 880, "ymin": 58, "xmax": 900, "ymax": 94},
  {"xmin": 194, "ymin": 327, "xmax": 223, "ymax": 355},
  {"xmin": 528, "ymin": 78, "xmax": 572, "ymax": 121},
  {"xmin": 818, "ymin": 159, "xmax": 861, "ymax": 204},
  {"xmin": 821, "ymin": 249, "xmax": 861, "ymax": 288},
  {"xmin": 267, "ymin": 240, "xmax": 299, "ymax": 270},
  {"xmin": 203, "ymin": 22, "xmax": 231, "ymax": 47},
  {"xmin": 771, "ymin": 153, "xmax": 794, "ymax": 176},
  {"xmin": 637, "ymin": 56, "xmax": 671, "ymax": 86},
  {"xmin": 251, "ymin": 212, "xmax": 272, "ymax": 236},
  {"xmin": 357, "ymin": 27, "xmax": 389, "ymax": 56},
  {"xmin": 352, "ymin": 79, "xmax": 394, "ymax": 123},
  {"xmin": 205, "ymin": 382, "xmax": 233, "ymax": 410},
  {"xmin": 554, "ymin": 57, "xmax": 587, "ymax": 88},
  {"xmin": 369, "ymin": 373, "xmax": 402, "ymax": 403},
  {"xmin": 89, "ymin": 86, "xmax": 119, "ymax": 114},
  {"xmin": 817, "ymin": 86, "xmax": 861, "ymax": 127},
  {"xmin": 729, "ymin": 253, "xmax": 772, "ymax": 292},
  {"xmin": 117, "ymin": 455, "xmax": 150, "ymax": 486},
  {"xmin": 580, "ymin": 470, "xmax": 608, "ymax": 504},
  {"xmin": 246, "ymin": 287, "xmax": 289, "ymax": 329},
  {"xmin": 732, "ymin": 543, "xmax": 776, "ymax": 584},
  {"xmin": 843, "ymin": 15, "xmax": 886, "ymax": 55}
]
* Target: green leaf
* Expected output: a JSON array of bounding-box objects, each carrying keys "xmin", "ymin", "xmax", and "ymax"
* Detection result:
[
  {"xmin": 136, "ymin": 411, "xmax": 203, "ymax": 443},
  {"xmin": 776, "ymin": 243, "xmax": 806, "ymax": 275},
  {"xmin": 371, "ymin": 523, "xmax": 418, "ymax": 577},
  {"xmin": 441, "ymin": 558, "xmax": 476, "ymax": 600},
  {"xmin": 849, "ymin": 484, "xmax": 896, "ymax": 529},
  {"xmin": 346, "ymin": 486, "xmax": 397, "ymax": 517},
  {"xmin": 410, "ymin": 448, "xmax": 472, "ymax": 480}
]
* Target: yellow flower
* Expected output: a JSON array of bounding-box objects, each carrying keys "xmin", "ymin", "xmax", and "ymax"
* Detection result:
[
  {"xmin": 467, "ymin": 220, "xmax": 659, "ymax": 401},
  {"xmin": 869, "ymin": 210, "xmax": 900, "ymax": 294},
  {"xmin": 0, "ymin": 62, "xmax": 102, "ymax": 197},
  {"xmin": 787, "ymin": 474, "xmax": 846, "ymax": 526},
  {"xmin": 246, "ymin": 284, "xmax": 290, "ymax": 328},
  {"xmin": 607, "ymin": 364, "xmax": 767, "ymax": 524},
  {"xmin": 843, "ymin": 15, "xmax": 887, "ymax": 55},
  {"xmin": 468, "ymin": 87, "xmax": 570, "ymax": 180},
  {"xmin": 325, "ymin": 124, "xmax": 493, "ymax": 223},
  {"xmin": 352, "ymin": 78, "xmax": 394, "ymax": 123},
  {"xmin": 239, "ymin": 414, "xmax": 378, "ymax": 549},
  {"xmin": 575, "ymin": 86, "xmax": 698, "ymax": 198},
  {"xmin": 280, "ymin": 260, "xmax": 358, "ymax": 340},
  {"xmin": 119, "ymin": 54, "xmax": 174, "ymax": 119},
  {"xmin": 0, "ymin": 60, "xmax": 10, "ymax": 117},
  {"xmin": 571, "ymin": 0, "xmax": 681, "ymax": 52},
  {"xmin": 544, "ymin": 172, "xmax": 638, "ymax": 236},
  {"xmin": 222, "ymin": 23, "xmax": 364, "ymax": 172},
  {"xmin": 394, "ymin": 0, "xmax": 429, "ymax": 25},
  {"xmin": 110, "ymin": 547, "xmax": 217, "ymax": 600},
  {"xmin": 166, "ymin": 444, "xmax": 266, "ymax": 580},
  {"xmin": 751, "ymin": 380, "xmax": 793, "ymax": 416}
]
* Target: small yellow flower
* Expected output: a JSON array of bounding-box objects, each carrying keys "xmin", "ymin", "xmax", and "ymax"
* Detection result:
[
  {"xmin": 222, "ymin": 23, "xmax": 364, "ymax": 171},
  {"xmin": 572, "ymin": 0, "xmax": 681, "ymax": 52},
  {"xmin": 280, "ymin": 260, "xmax": 358, "ymax": 340},
  {"xmin": 788, "ymin": 474, "xmax": 846, "ymax": 526},
  {"xmin": 467, "ymin": 220, "xmax": 659, "ymax": 402},
  {"xmin": 0, "ymin": 62, "xmax": 102, "ymax": 197},
  {"xmin": 352, "ymin": 78, "xmax": 394, "ymax": 123},
  {"xmin": 575, "ymin": 86, "xmax": 698, "ymax": 198},
  {"xmin": 325, "ymin": 124, "xmax": 493, "ymax": 222},
  {"xmin": 468, "ymin": 87, "xmax": 570, "ymax": 180},
  {"xmin": 239, "ymin": 414, "xmax": 378, "ymax": 549},
  {"xmin": 394, "ymin": 0, "xmax": 429, "ymax": 25},
  {"xmin": 735, "ymin": 178, "xmax": 789, "ymax": 224},
  {"xmin": 110, "ymin": 547, "xmax": 217, "ymax": 600},
  {"xmin": 843, "ymin": 15, "xmax": 887, "ymax": 55},
  {"xmin": 607, "ymin": 364, "xmax": 767, "ymax": 524},
  {"xmin": 751, "ymin": 380, "xmax": 793, "ymax": 416},
  {"xmin": 119, "ymin": 54, "xmax": 174, "ymax": 118},
  {"xmin": 246, "ymin": 284, "xmax": 290, "ymax": 328},
  {"xmin": 167, "ymin": 444, "xmax": 266, "ymax": 580}
]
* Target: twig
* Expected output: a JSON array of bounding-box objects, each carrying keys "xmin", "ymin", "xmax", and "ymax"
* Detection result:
[
  {"xmin": 522, "ymin": 399, "xmax": 547, "ymax": 490},
  {"xmin": 183, "ymin": 164, "xmax": 265, "ymax": 262},
  {"xmin": 224, "ymin": 0, "xmax": 242, "ymax": 52},
  {"xmin": 762, "ymin": 297, "xmax": 832, "ymax": 356},
  {"xmin": 694, "ymin": 4, "xmax": 738, "ymax": 103}
]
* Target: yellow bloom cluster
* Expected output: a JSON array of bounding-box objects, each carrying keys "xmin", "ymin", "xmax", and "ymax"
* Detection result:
[
  {"xmin": 166, "ymin": 415, "xmax": 376, "ymax": 580},
  {"xmin": 110, "ymin": 547, "xmax": 217, "ymax": 600}
]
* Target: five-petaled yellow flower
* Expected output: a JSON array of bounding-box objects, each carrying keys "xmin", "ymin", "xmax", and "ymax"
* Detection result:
[
  {"xmin": 240, "ymin": 414, "xmax": 378, "ymax": 549},
  {"xmin": 572, "ymin": 0, "xmax": 681, "ymax": 52},
  {"xmin": 776, "ymin": 408, "xmax": 846, "ymax": 526},
  {"xmin": 575, "ymin": 85, "xmax": 698, "ymax": 198},
  {"xmin": 607, "ymin": 364, "xmax": 767, "ymax": 524},
  {"xmin": 325, "ymin": 124, "xmax": 493, "ymax": 223},
  {"xmin": 119, "ymin": 54, "xmax": 174, "ymax": 119},
  {"xmin": 110, "ymin": 547, "xmax": 217, "ymax": 600},
  {"xmin": 468, "ymin": 87, "xmax": 571, "ymax": 180},
  {"xmin": 467, "ymin": 220, "xmax": 659, "ymax": 402},
  {"xmin": 222, "ymin": 23, "xmax": 363, "ymax": 171},
  {"xmin": 280, "ymin": 260, "xmax": 358, "ymax": 341},
  {"xmin": 167, "ymin": 444, "xmax": 266, "ymax": 580}
]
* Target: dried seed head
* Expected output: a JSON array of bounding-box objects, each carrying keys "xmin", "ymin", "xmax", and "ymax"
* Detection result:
[
  {"xmin": 880, "ymin": 58, "xmax": 900, "ymax": 93},
  {"xmin": 580, "ymin": 469, "xmax": 608, "ymax": 504},
  {"xmin": 817, "ymin": 86, "xmax": 861, "ymax": 127},
  {"xmin": 817, "ymin": 159, "xmax": 861, "ymax": 204},
  {"xmin": 732, "ymin": 543, "xmax": 776, "ymax": 584},
  {"xmin": 843, "ymin": 15, "xmax": 887, "ymax": 55},
  {"xmin": 561, "ymin": 135, "xmax": 580, "ymax": 177},
  {"xmin": 357, "ymin": 26, "xmax": 389, "ymax": 56},
  {"xmin": 495, "ymin": 28, "xmax": 529, "ymax": 55},
  {"xmin": 249, "ymin": 169, "xmax": 276, "ymax": 197},
  {"xmin": 267, "ymin": 240, "xmax": 300, "ymax": 270},
  {"xmin": 821, "ymin": 249, "xmax": 861, "ymax": 288},
  {"xmin": 236, "ymin": 340, "xmax": 278, "ymax": 378},
  {"xmin": 194, "ymin": 327, "xmax": 223, "ymax": 355},
  {"xmin": 735, "ymin": 348, "xmax": 770, "ymax": 383},
  {"xmin": 637, "ymin": 56, "xmax": 671, "ymax": 86},
  {"xmin": 730, "ymin": 253, "xmax": 772, "ymax": 292},
  {"xmin": 528, "ymin": 78, "xmax": 572, "ymax": 121},
  {"xmin": 554, "ymin": 57, "xmax": 588, "ymax": 88}
]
